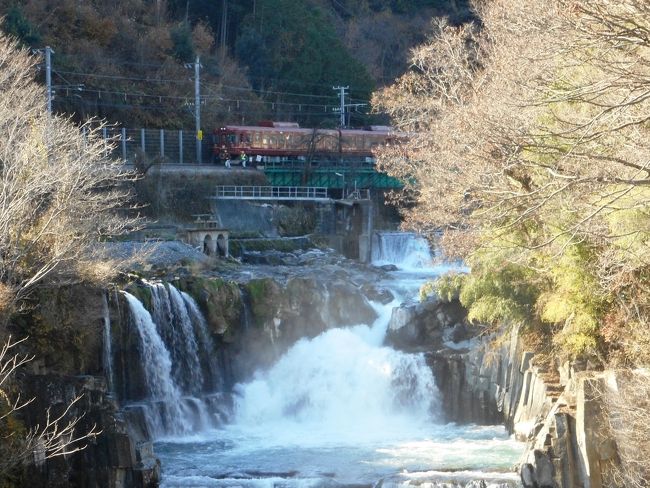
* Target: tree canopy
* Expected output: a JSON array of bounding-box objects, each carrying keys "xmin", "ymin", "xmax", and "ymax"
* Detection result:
[
  {"xmin": 375, "ymin": 0, "xmax": 650, "ymax": 365},
  {"xmin": 0, "ymin": 32, "xmax": 140, "ymax": 318}
]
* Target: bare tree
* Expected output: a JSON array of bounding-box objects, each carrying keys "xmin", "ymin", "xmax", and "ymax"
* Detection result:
[
  {"xmin": 0, "ymin": 336, "xmax": 100, "ymax": 475},
  {"xmin": 592, "ymin": 370, "xmax": 650, "ymax": 488},
  {"xmin": 374, "ymin": 0, "xmax": 650, "ymax": 267},
  {"xmin": 0, "ymin": 32, "xmax": 141, "ymax": 319}
]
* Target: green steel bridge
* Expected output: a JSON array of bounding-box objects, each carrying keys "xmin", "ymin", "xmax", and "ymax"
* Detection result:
[{"xmin": 259, "ymin": 159, "xmax": 402, "ymax": 189}]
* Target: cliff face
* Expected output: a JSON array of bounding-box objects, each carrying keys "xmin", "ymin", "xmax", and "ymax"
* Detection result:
[
  {"xmin": 7, "ymin": 253, "xmax": 388, "ymax": 487},
  {"xmin": 387, "ymin": 296, "xmax": 630, "ymax": 488},
  {"xmin": 175, "ymin": 270, "xmax": 380, "ymax": 384},
  {"xmin": 8, "ymin": 285, "xmax": 160, "ymax": 488}
]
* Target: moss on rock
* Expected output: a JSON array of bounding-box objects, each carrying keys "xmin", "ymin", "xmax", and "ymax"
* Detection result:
[
  {"xmin": 244, "ymin": 278, "xmax": 283, "ymax": 328},
  {"xmin": 176, "ymin": 276, "xmax": 242, "ymax": 336}
]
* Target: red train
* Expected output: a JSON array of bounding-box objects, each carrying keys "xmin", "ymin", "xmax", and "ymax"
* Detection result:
[{"xmin": 212, "ymin": 121, "xmax": 397, "ymax": 165}]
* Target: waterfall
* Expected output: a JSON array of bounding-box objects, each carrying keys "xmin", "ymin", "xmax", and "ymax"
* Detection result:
[
  {"xmin": 122, "ymin": 291, "xmax": 190, "ymax": 435},
  {"xmin": 154, "ymin": 240, "xmax": 523, "ymax": 488},
  {"xmin": 372, "ymin": 232, "xmax": 434, "ymax": 270},
  {"xmin": 149, "ymin": 283, "xmax": 204, "ymax": 394},
  {"xmin": 121, "ymin": 283, "xmax": 226, "ymax": 437},
  {"xmin": 181, "ymin": 291, "xmax": 223, "ymax": 391},
  {"xmin": 101, "ymin": 292, "xmax": 114, "ymax": 394},
  {"xmin": 239, "ymin": 287, "xmax": 254, "ymax": 333},
  {"xmin": 233, "ymin": 300, "xmax": 440, "ymax": 445}
]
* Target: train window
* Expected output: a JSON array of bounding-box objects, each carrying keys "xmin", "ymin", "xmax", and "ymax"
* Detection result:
[
  {"xmin": 280, "ymin": 132, "xmax": 290, "ymax": 149},
  {"xmin": 253, "ymin": 132, "xmax": 261, "ymax": 147},
  {"xmin": 324, "ymin": 135, "xmax": 336, "ymax": 151},
  {"xmin": 262, "ymin": 134, "xmax": 269, "ymax": 146},
  {"xmin": 341, "ymin": 138, "xmax": 349, "ymax": 150}
]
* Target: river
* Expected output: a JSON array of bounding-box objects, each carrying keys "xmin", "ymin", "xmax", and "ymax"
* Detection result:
[{"xmin": 152, "ymin": 234, "xmax": 523, "ymax": 488}]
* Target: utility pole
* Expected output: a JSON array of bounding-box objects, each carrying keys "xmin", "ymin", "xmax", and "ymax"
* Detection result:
[
  {"xmin": 194, "ymin": 56, "xmax": 201, "ymax": 164},
  {"xmin": 186, "ymin": 56, "xmax": 202, "ymax": 163},
  {"xmin": 44, "ymin": 46, "xmax": 54, "ymax": 115},
  {"xmin": 220, "ymin": 0, "xmax": 228, "ymax": 58},
  {"xmin": 333, "ymin": 85, "xmax": 348, "ymax": 128}
]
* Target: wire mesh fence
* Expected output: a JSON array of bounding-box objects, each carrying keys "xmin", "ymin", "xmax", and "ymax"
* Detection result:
[{"xmin": 99, "ymin": 127, "xmax": 213, "ymax": 165}]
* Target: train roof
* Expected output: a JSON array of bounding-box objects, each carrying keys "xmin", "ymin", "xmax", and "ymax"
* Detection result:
[{"xmin": 219, "ymin": 125, "xmax": 394, "ymax": 135}]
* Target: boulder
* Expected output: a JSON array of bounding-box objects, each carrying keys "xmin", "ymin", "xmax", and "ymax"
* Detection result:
[{"xmin": 386, "ymin": 296, "xmax": 468, "ymax": 350}]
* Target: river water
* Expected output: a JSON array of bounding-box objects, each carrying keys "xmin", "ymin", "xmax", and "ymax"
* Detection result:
[{"xmin": 155, "ymin": 234, "xmax": 523, "ymax": 487}]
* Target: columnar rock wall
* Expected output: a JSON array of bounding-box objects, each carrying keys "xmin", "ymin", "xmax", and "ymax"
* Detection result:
[{"xmin": 387, "ymin": 296, "xmax": 627, "ymax": 488}]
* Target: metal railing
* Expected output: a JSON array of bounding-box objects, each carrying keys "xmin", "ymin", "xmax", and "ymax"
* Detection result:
[
  {"xmin": 99, "ymin": 127, "xmax": 381, "ymax": 168},
  {"xmin": 100, "ymin": 127, "xmax": 209, "ymax": 164},
  {"xmin": 214, "ymin": 186, "xmax": 330, "ymax": 201}
]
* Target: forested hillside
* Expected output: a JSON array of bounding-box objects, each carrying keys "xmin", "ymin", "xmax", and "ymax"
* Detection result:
[
  {"xmin": 376, "ymin": 0, "xmax": 650, "ymax": 368},
  {"xmin": 1, "ymin": 0, "xmax": 472, "ymax": 128}
]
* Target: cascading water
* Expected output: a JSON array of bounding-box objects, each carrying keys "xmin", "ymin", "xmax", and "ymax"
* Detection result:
[
  {"xmin": 101, "ymin": 292, "xmax": 115, "ymax": 394},
  {"xmin": 150, "ymin": 283, "xmax": 205, "ymax": 394},
  {"xmin": 121, "ymin": 283, "xmax": 225, "ymax": 437},
  {"xmin": 373, "ymin": 232, "xmax": 434, "ymax": 271},
  {"xmin": 181, "ymin": 291, "xmax": 223, "ymax": 391},
  {"xmin": 122, "ymin": 291, "xmax": 190, "ymax": 435},
  {"xmin": 155, "ymin": 234, "xmax": 523, "ymax": 488},
  {"xmin": 231, "ymin": 301, "xmax": 439, "ymax": 445}
]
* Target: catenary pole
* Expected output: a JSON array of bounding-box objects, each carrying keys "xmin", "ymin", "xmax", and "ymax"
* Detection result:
[
  {"xmin": 45, "ymin": 46, "xmax": 53, "ymax": 115},
  {"xmin": 195, "ymin": 56, "xmax": 201, "ymax": 164},
  {"xmin": 333, "ymin": 86, "xmax": 348, "ymax": 128}
]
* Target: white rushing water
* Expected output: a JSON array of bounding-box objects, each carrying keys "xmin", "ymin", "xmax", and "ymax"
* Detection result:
[
  {"xmin": 122, "ymin": 284, "xmax": 226, "ymax": 436},
  {"xmin": 101, "ymin": 291, "xmax": 115, "ymax": 394},
  {"xmin": 122, "ymin": 291, "xmax": 190, "ymax": 435},
  {"xmin": 373, "ymin": 232, "xmax": 434, "ymax": 271},
  {"xmin": 155, "ymin": 234, "xmax": 523, "ymax": 487}
]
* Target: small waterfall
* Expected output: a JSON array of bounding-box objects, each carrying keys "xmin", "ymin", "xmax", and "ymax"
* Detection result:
[
  {"xmin": 101, "ymin": 292, "xmax": 114, "ymax": 394},
  {"xmin": 121, "ymin": 283, "xmax": 225, "ymax": 437},
  {"xmin": 122, "ymin": 291, "xmax": 189, "ymax": 435},
  {"xmin": 372, "ymin": 232, "xmax": 434, "ymax": 270},
  {"xmin": 239, "ymin": 287, "xmax": 254, "ymax": 332},
  {"xmin": 149, "ymin": 283, "xmax": 204, "ymax": 394},
  {"xmin": 181, "ymin": 291, "xmax": 223, "ymax": 391}
]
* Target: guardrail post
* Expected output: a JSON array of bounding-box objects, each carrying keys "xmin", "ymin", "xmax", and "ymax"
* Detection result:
[{"xmin": 160, "ymin": 129, "xmax": 165, "ymax": 159}]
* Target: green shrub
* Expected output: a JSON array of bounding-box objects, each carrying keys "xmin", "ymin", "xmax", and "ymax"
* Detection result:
[{"xmin": 420, "ymin": 273, "xmax": 465, "ymax": 302}]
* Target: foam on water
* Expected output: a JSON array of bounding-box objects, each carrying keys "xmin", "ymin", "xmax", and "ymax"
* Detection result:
[{"xmin": 155, "ymin": 233, "xmax": 522, "ymax": 487}]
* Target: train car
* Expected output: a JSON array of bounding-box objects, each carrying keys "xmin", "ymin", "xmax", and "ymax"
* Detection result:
[{"xmin": 212, "ymin": 121, "xmax": 395, "ymax": 166}]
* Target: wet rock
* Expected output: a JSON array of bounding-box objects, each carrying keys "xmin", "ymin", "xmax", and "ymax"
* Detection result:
[
  {"xmin": 378, "ymin": 264, "xmax": 399, "ymax": 272},
  {"xmin": 361, "ymin": 283, "xmax": 394, "ymax": 304},
  {"xmin": 386, "ymin": 296, "xmax": 468, "ymax": 350},
  {"xmin": 449, "ymin": 322, "xmax": 472, "ymax": 343}
]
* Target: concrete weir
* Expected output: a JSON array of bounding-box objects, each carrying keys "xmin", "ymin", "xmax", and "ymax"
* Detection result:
[{"xmin": 184, "ymin": 214, "xmax": 229, "ymax": 257}]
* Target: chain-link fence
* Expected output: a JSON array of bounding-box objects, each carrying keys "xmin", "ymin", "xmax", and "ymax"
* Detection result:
[{"xmin": 100, "ymin": 127, "xmax": 214, "ymax": 165}]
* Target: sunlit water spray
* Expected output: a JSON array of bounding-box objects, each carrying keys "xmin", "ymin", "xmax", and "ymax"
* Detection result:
[{"xmin": 156, "ymin": 234, "xmax": 522, "ymax": 488}]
